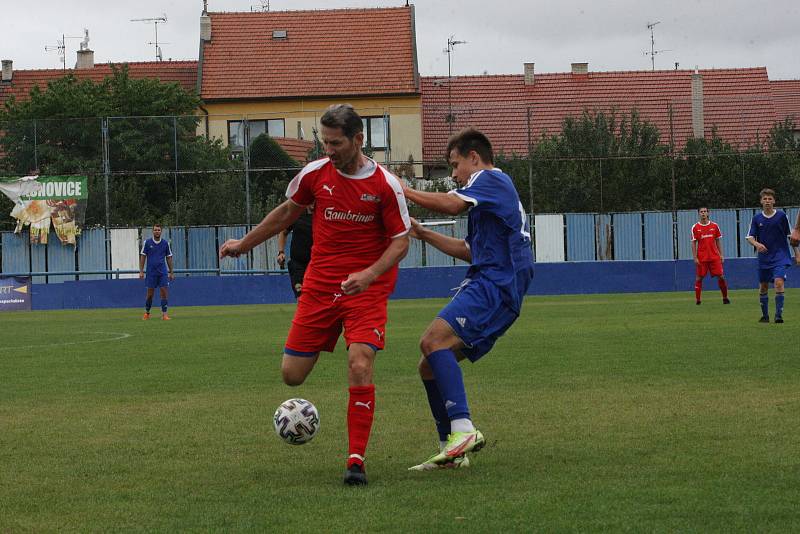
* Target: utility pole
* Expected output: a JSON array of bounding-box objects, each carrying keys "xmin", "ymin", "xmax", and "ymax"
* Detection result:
[
  {"xmin": 445, "ymin": 35, "xmax": 466, "ymax": 134},
  {"xmin": 131, "ymin": 14, "xmax": 168, "ymax": 61}
]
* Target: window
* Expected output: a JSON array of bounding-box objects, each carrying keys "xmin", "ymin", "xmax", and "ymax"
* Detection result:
[
  {"xmin": 227, "ymin": 119, "xmax": 286, "ymax": 150},
  {"xmin": 363, "ymin": 116, "xmax": 389, "ymax": 150}
]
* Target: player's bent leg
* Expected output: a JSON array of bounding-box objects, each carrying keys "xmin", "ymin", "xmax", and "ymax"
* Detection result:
[{"xmin": 280, "ymin": 352, "xmax": 319, "ymax": 386}]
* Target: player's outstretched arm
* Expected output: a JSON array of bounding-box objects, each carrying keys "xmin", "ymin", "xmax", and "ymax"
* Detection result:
[
  {"xmin": 409, "ymin": 218, "xmax": 471, "ymax": 262},
  {"xmin": 403, "ymin": 185, "xmax": 469, "ymax": 216},
  {"xmin": 220, "ymin": 200, "xmax": 305, "ymax": 259}
]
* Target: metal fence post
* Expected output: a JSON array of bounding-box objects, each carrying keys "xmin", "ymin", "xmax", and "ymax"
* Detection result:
[
  {"xmin": 173, "ymin": 116, "xmax": 179, "ymax": 225},
  {"xmin": 102, "ymin": 117, "xmax": 111, "ymax": 278}
]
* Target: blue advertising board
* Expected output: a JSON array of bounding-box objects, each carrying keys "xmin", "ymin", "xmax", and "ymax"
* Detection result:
[{"xmin": 0, "ymin": 276, "xmax": 31, "ymax": 311}]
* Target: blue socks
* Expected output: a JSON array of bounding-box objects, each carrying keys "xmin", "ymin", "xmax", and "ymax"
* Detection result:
[
  {"xmin": 775, "ymin": 293, "xmax": 784, "ymax": 318},
  {"xmin": 426, "ymin": 349, "xmax": 470, "ymax": 421},
  {"xmin": 161, "ymin": 299, "xmax": 168, "ymax": 314},
  {"xmin": 760, "ymin": 293, "xmax": 769, "ymax": 318},
  {"xmin": 145, "ymin": 297, "xmax": 152, "ymax": 312},
  {"xmin": 422, "ymin": 379, "xmax": 450, "ymax": 442}
]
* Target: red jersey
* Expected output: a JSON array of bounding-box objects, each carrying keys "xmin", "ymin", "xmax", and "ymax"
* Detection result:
[
  {"xmin": 691, "ymin": 221, "xmax": 722, "ymax": 261},
  {"xmin": 286, "ymin": 157, "xmax": 410, "ymax": 295}
]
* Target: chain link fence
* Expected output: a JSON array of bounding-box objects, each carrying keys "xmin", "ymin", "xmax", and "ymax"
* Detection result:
[{"xmin": 2, "ymin": 100, "xmax": 799, "ymax": 231}]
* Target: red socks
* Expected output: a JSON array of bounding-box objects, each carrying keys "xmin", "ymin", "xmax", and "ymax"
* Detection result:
[
  {"xmin": 718, "ymin": 278, "xmax": 728, "ymax": 298},
  {"xmin": 347, "ymin": 384, "xmax": 375, "ymax": 468},
  {"xmin": 694, "ymin": 280, "xmax": 702, "ymax": 302}
]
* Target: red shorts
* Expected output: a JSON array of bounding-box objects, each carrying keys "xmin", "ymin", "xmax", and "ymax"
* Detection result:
[
  {"xmin": 284, "ymin": 287, "xmax": 389, "ymax": 355},
  {"xmin": 696, "ymin": 259, "xmax": 723, "ymax": 278}
]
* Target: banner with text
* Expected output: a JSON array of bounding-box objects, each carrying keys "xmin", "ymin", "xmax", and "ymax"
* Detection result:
[
  {"xmin": 0, "ymin": 276, "xmax": 31, "ymax": 311},
  {"xmin": 0, "ymin": 175, "xmax": 87, "ymax": 245}
]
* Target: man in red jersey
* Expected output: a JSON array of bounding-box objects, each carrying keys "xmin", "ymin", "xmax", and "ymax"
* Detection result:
[
  {"xmin": 219, "ymin": 104, "xmax": 410, "ymax": 486},
  {"xmin": 691, "ymin": 207, "xmax": 730, "ymax": 305}
]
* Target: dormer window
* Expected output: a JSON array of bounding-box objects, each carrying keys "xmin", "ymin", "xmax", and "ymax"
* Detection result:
[{"xmin": 272, "ymin": 30, "xmax": 287, "ymax": 40}]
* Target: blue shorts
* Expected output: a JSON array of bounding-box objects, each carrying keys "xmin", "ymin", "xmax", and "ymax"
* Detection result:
[
  {"xmin": 758, "ymin": 265, "xmax": 788, "ymax": 284},
  {"xmin": 145, "ymin": 272, "xmax": 170, "ymax": 289},
  {"xmin": 437, "ymin": 278, "xmax": 520, "ymax": 362}
]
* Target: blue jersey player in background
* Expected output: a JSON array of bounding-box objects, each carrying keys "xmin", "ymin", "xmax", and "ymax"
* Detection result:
[
  {"xmin": 745, "ymin": 188, "xmax": 797, "ymax": 323},
  {"xmin": 402, "ymin": 128, "xmax": 535, "ymax": 471},
  {"xmin": 139, "ymin": 224, "xmax": 175, "ymax": 320}
]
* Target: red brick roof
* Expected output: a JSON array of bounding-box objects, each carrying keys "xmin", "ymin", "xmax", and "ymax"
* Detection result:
[
  {"xmin": 200, "ymin": 7, "xmax": 418, "ymax": 100},
  {"xmin": 770, "ymin": 80, "xmax": 800, "ymax": 125},
  {"xmin": 421, "ymin": 67, "xmax": 777, "ymax": 161},
  {"xmin": 0, "ymin": 61, "xmax": 198, "ymax": 108},
  {"xmin": 273, "ymin": 137, "xmax": 315, "ymax": 163}
]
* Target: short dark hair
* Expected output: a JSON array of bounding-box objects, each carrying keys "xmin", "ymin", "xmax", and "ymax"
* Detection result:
[
  {"xmin": 153, "ymin": 224, "xmax": 162, "ymax": 229},
  {"xmin": 446, "ymin": 128, "xmax": 494, "ymax": 164},
  {"xmin": 320, "ymin": 104, "xmax": 363, "ymax": 139},
  {"xmin": 698, "ymin": 207, "xmax": 708, "ymax": 212},
  {"xmin": 760, "ymin": 188, "xmax": 776, "ymax": 199}
]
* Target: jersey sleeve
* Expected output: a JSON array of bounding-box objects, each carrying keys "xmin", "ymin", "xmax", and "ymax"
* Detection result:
[
  {"xmin": 286, "ymin": 159, "xmax": 327, "ymax": 207},
  {"xmin": 690, "ymin": 224, "xmax": 698, "ymax": 241},
  {"xmin": 448, "ymin": 170, "xmax": 500, "ymax": 211},
  {"xmin": 166, "ymin": 240, "xmax": 173, "ymax": 257},
  {"xmin": 379, "ymin": 168, "xmax": 411, "ymax": 238},
  {"xmin": 714, "ymin": 223, "xmax": 722, "ymax": 239},
  {"xmin": 780, "ymin": 212, "xmax": 791, "ymax": 236},
  {"xmin": 140, "ymin": 240, "xmax": 149, "ymax": 256},
  {"xmin": 747, "ymin": 217, "xmax": 758, "ymax": 239}
]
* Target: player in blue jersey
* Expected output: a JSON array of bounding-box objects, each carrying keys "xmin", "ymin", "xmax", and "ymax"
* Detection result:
[
  {"xmin": 745, "ymin": 189, "xmax": 797, "ymax": 323},
  {"xmin": 402, "ymin": 128, "xmax": 535, "ymax": 470},
  {"xmin": 139, "ymin": 224, "xmax": 175, "ymax": 320}
]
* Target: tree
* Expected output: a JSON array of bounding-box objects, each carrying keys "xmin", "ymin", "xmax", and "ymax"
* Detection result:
[{"xmin": 0, "ymin": 65, "xmax": 236, "ymax": 226}]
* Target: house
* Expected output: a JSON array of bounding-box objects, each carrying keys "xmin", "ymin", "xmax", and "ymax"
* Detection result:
[
  {"xmin": 196, "ymin": 6, "xmax": 422, "ymax": 172},
  {"xmin": 0, "ymin": 55, "xmax": 198, "ymax": 108},
  {"xmin": 770, "ymin": 79, "xmax": 800, "ymax": 142},
  {"xmin": 420, "ymin": 63, "xmax": 791, "ymax": 171}
]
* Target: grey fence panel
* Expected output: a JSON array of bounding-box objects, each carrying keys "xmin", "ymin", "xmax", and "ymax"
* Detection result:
[
  {"xmin": 400, "ymin": 236, "xmax": 424, "ymax": 268},
  {"xmin": 188, "ymin": 227, "xmax": 217, "ymax": 276},
  {"xmin": 423, "ymin": 221, "xmax": 456, "ymax": 267},
  {"xmin": 47, "ymin": 239, "xmax": 76, "ymax": 283},
  {"xmin": 713, "ymin": 210, "xmax": 738, "ymax": 259},
  {"xmin": 218, "ymin": 226, "xmax": 248, "ymax": 273},
  {"xmin": 613, "ymin": 213, "xmax": 643, "ymax": 261},
  {"xmin": 643, "ymin": 212, "xmax": 673, "ymax": 260},
  {"xmin": 455, "ymin": 217, "xmax": 469, "ymax": 265},
  {"xmin": 31, "ymin": 241, "xmax": 47, "ymax": 284},
  {"xmin": 676, "ymin": 210, "xmax": 696, "ymax": 260},
  {"xmin": 1, "ymin": 231, "xmax": 29, "ymax": 275},
  {"xmin": 566, "ymin": 213, "xmax": 596, "ymax": 261},
  {"xmin": 77, "ymin": 228, "xmax": 107, "ymax": 280},
  {"xmin": 166, "ymin": 227, "xmax": 188, "ymax": 276},
  {"xmin": 738, "ymin": 209, "xmax": 758, "ymax": 258}
]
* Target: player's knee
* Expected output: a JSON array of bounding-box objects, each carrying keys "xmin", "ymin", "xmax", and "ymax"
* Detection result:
[
  {"xmin": 348, "ymin": 357, "xmax": 371, "ymax": 381},
  {"xmin": 417, "ymin": 356, "xmax": 433, "ymax": 379},
  {"xmin": 281, "ymin": 369, "xmax": 306, "ymax": 387}
]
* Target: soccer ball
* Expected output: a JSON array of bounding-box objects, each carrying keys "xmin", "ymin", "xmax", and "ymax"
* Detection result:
[{"xmin": 273, "ymin": 398, "xmax": 320, "ymax": 445}]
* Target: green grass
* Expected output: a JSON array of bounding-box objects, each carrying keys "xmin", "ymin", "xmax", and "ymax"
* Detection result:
[{"xmin": 1, "ymin": 290, "xmax": 799, "ymax": 532}]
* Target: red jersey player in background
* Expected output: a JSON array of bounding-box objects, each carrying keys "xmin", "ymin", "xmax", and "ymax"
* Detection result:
[
  {"xmin": 691, "ymin": 207, "xmax": 730, "ymax": 305},
  {"xmin": 220, "ymin": 104, "xmax": 411, "ymax": 486}
]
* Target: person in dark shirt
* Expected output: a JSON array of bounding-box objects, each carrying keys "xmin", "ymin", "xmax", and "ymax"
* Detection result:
[{"xmin": 277, "ymin": 207, "xmax": 313, "ymax": 298}]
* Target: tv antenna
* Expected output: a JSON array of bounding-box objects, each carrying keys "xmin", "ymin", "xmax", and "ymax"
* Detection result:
[
  {"xmin": 131, "ymin": 14, "xmax": 168, "ymax": 61},
  {"xmin": 44, "ymin": 32, "xmax": 83, "ymax": 71},
  {"xmin": 251, "ymin": 0, "xmax": 270, "ymax": 11},
  {"xmin": 444, "ymin": 35, "xmax": 467, "ymax": 134},
  {"xmin": 644, "ymin": 21, "xmax": 671, "ymax": 71}
]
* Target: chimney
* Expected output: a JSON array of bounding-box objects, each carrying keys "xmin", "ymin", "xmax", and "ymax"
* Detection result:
[
  {"xmin": 571, "ymin": 62, "xmax": 589, "ymax": 75},
  {"xmin": 1, "ymin": 60, "xmax": 12, "ymax": 82},
  {"xmin": 200, "ymin": 13, "xmax": 212, "ymax": 41},
  {"xmin": 524, "ymin": 62, "xmax": 535, "ymax": 85},
  {"xmin": 691, "ymin": 70, "xmax": 705, "ymax": 139},
  {"xmin": 76, "ymin": 49, "xmax": 94, "ymax": 70}
]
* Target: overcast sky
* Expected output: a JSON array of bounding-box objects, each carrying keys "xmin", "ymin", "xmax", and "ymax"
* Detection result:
[{"xmin": 3, "ymin": 0, "xmax": 798, "ymax": 79}]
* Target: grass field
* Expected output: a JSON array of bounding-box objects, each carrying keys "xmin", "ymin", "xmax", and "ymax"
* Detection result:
[{"xmin": 1, "ymin": 290, "xmax": 799, "ymax": 532}]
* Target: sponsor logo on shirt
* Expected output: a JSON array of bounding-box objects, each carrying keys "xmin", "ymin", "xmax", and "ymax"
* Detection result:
[
  {"xmin": 360, "ymin": 193, "xmax": 380, "ymax": 203},
  {"xmin": 322, "ymin": 184, "xmax": 335, "ymax": 196},
  {"xmin": 323, "ymin": 206, "xmax": 376, "ymax": 223}
]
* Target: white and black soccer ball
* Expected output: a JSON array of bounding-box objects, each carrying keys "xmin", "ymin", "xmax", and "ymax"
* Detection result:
[{"xmin": 273, "ymin": 398, "xmax": 320, "ymax": 445}]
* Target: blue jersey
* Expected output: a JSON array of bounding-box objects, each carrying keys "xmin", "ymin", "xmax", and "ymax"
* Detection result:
[
  {"xmin": 140, "ymin": 238, "xmax": 173, "ymax": 275},
  {"xmin": 450, "ymin": 168, "xmax": 535, "ymax": 313},
  {"xmin": 747, "ymin": 210, "xmax": 792, "ymax": 269}
]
